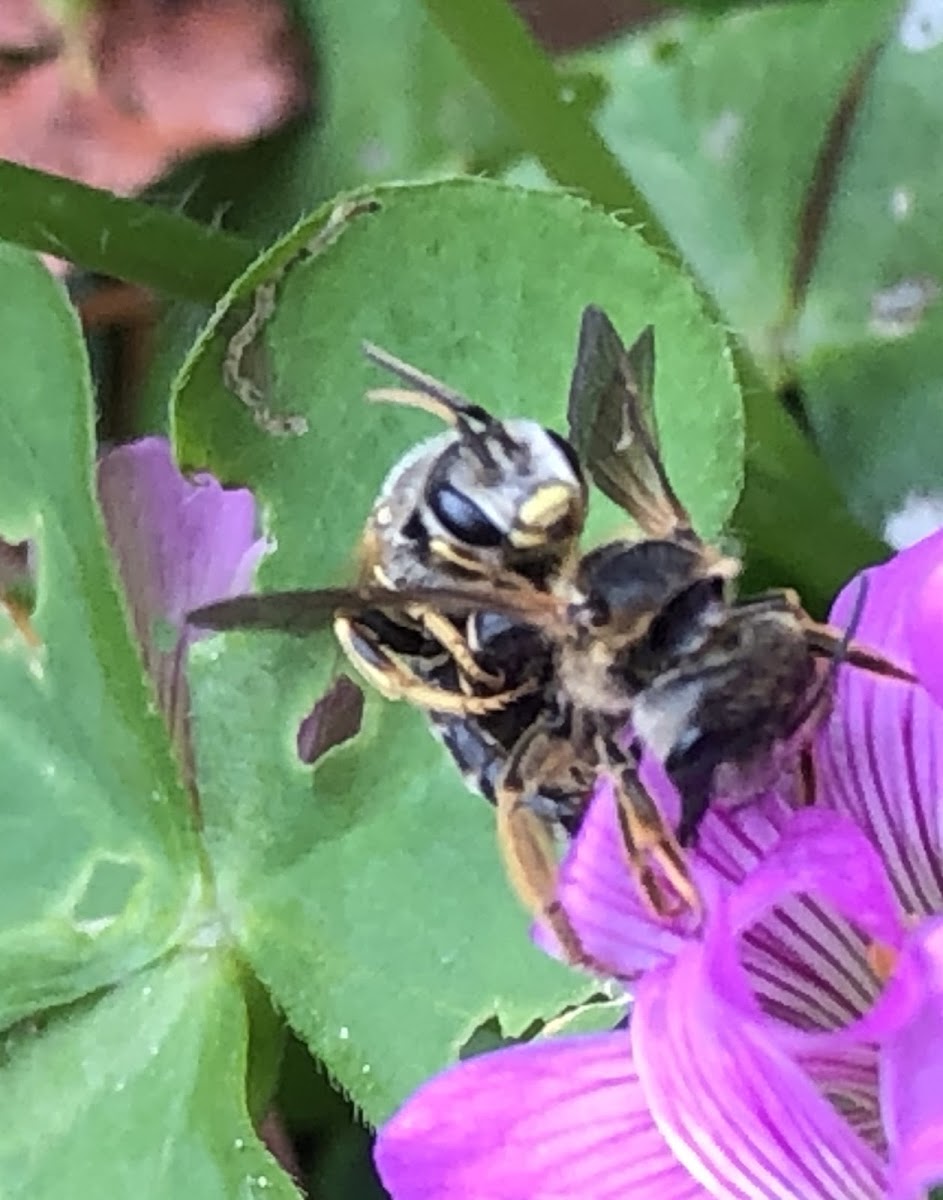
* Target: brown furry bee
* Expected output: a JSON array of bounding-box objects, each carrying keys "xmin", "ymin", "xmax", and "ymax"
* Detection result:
[{"xmin": 190, "ymin": 310, "xmax": 913, "ymax": 968}]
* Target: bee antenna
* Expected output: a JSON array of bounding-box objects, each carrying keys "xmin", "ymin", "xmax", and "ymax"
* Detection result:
[
  {"xmin": 456, "ymin": 414, "xmax": 499, "ymax": 471},
  {"xmin": 363, "ymin": 341, "xmax": 496, "ymax": 427},
  {"xmin": 840, "ymin": 573, "xmax": 871, "ymax": 646},
  {"xmin": 794, "ymin": 574, "xmax": 871, "ymax": 732},
  {"xmin": 361, "ymin": 340, "xmax": 509, "ymax": 471},
  {"xmin": 823, "ymin": 574, "xmax": 871, "ymax": 687}
]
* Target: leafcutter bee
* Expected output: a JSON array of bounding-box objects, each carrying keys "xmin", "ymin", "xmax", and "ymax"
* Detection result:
[
  {"xmin": 556, "ymin": 307, "xmax": 912, "ymax": 849},
  {"xmin": 413, "ymin": 307, "xmax": 914, "ymax": 958},
  {"xmin": 190, "ymin": 312, "xmax": 913, "ymax": 971}
]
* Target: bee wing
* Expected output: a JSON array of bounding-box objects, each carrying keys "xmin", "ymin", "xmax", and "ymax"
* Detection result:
[
  {"xmin": 188, "ymin": 583, "xmax": 560, "ymax": 636},
  {"xmin": 567, "ymin": 305, "xmax": 698, "ymax": 544}
]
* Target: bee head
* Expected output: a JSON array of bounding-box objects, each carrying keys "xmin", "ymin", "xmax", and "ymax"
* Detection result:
[{"xmin": 423, "ymin": 419, "xmax": 587, "ymax": 584}]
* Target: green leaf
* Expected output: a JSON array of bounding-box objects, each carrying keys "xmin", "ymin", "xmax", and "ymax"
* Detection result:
[
  {"xmin": 418, "ymin": 0, "xmax": 677, "ymax": 256},
  {"xmin": 795, "ymin": 17, "xmax": 943, "ymax": 534},
  {"xmin": 137, "ymin": 0, "xmax": 517, "ymax": 435},
  {"xmin": 134, "ymin": 301, "xmax": 212, "ymax": 437},
  {"xmin": 0, "ymin": 162, "xmax": 255, "ymax": 301},
  {"xmin": 173, "ymin": 179, "xmax": 742, "ymax": 1120},
  {"xmin": 0, "ymin": 244, "xmax": 199, "ymax": 1025},
  {"xmin": 570, "ymin": 0, "xmax": 895, "ymax": 369},
  {"xmin": 0, "ymin": 951, "xmax": 296, "ymax": 1200}
]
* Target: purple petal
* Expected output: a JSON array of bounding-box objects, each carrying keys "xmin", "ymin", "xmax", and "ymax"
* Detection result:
[
  {"xmin": 375, "ymin": 1032, "xmax": 711, "ymax": 1200},
  {"xmin": 634, "ymin": 947, "xmax": 889, "ymax": 1200},
  {"xmin": 98, "ymin": 438, "xmax": 264, "ymax": 634},
  {"xmin": 689, "ymin": 789, "xmax": 797, "ymax": 884},
  {"xmin": 723, "ymin": 809, "xmax": 903, "ymax": 949},
  {"xmin": 815, "ymin": 655, "xmax": 943, "ymax": 918},
  {"xmin": 908, "ymin": 556, "xmax": 943, "ymax": 714},
  {"xmin": 816, "ymin": 529, "xmax": 943, "ymax": 916},
  {"xmin": 97, "ymin": 438, "xmax": 266, "ymax": 775},
  {"xmin": 547, "ymin": 771, "xmax": 865, "ymax": 1008},
  {"xmin": 798, "ymin": 1043, "xmax": 884, "ymax": 1153},
  {"xmin": 829, "ymin": 528, "xmax": 943, "ymax": 667},
  {"xmin": 534, "ymin": 776, "xmax": 693, "ymax": 978},
  {"xmin": 713, "ymin": 809, "xmax": 907, "ymax": 1051},
  {"xmin": 882, "ymin": 916, "xmax": 943, "ymax": 1199},
  {"xmin": 550, "ymin": 737, "xmax": 822, "ymax": 982},
  {"xmin": 690, "ymin": 799, "xmax": 889, "ymax": 1036}
]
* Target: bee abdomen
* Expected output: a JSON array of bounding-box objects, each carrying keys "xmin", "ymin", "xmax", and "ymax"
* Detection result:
[{"xmin": 428, "ymin": 712, "xmax": 502, "ymax": 802}]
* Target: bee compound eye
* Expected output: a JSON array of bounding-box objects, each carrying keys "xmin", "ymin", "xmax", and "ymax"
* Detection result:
[{"xmin": 426, "ymin": 479, "xmax": 504, "ymax": 548}]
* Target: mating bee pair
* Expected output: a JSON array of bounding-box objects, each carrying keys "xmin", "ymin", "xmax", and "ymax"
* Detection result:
[{"xmin": 191, "ymin": 308, "xmax": 911, "ymax": 969}]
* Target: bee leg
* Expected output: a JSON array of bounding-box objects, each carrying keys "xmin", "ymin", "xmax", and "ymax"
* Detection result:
[
  {"xmin": 733, "ymin": 586, "xmax": 802, "ymax": 612},
  {"xmin": 662, "ymin": 755, "xmax": 715, "ymax": 849},
  {"xmin": 673, "ymin": 782, "xmax": 712, "ymax": 849},
  {"xmin": 336, "ymin": 615, "xmax": 534, "ymax": 714},
  {"xmin": 605, "ymin": 744, "xmax": 700, "ymax": 916},
  {"xmin": 494, "ymin": 727, "xmax": 602, "ymax": 972},
  {"xmin": 410, "ymin": 607, "xmax": 504, "ymax": 689},
  {"xmin": 804, "ymin": 625, "xmax": 915, "ymax": 683},
  {"xmin": 495, "ymin": 781, "xmax": 586, "ymax": 964},
  {"xmin": 599, "ymin": 729, "xmax": 695, "ymax": 916}
]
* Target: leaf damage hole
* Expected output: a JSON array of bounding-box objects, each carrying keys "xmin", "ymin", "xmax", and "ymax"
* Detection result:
[
  {"xmin": 297, "ymin": 674, "xmax": 365, "ymax": 764},
  {"xmin": 68, "ymin": 853, "xmax": 146, "ymax": 934},
  {"xmin": 0, "ymin": 535, "xmax": 39, "ymax": 647}
]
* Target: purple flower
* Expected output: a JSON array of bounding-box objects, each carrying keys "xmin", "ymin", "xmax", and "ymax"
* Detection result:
[
  {"xmin": 375, "ymin": 531, "xmax": 943, "ymax": 1200},
  {"xmin": 97, "ymin": 437, "xmax": 265, "ymax": 782}
]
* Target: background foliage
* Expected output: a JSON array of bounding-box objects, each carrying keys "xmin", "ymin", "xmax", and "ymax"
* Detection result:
[{"xmin": 1, "ymin": 0, "xmax": 940, "ymax": 1196}]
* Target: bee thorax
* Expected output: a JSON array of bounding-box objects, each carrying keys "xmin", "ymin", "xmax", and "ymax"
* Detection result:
[{"xmin": 556, "ymin": 641, "xmax": 629, "ymax": 715}]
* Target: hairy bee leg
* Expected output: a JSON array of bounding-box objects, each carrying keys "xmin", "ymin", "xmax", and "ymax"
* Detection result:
[
  {"xmin": 733, "ymin": 586, "xmax": 802, "ymax": 611},
  {"xmin": 612, "ymin": 764, "xmax": 700, "ymax": 916},
  {"xmin": 335, "ymin": 615, "xmax": 533, "ymax": 714},
  {"xmin": 496, "ymin": 786, "xmax": 573, "ymax": 952},
  {"xmin": 492, "ymin": 721, "xmax": 606, "ymax": 972},
  {"xmin": 411, "ymin": 607, "xmax": 504, "ymax": 689},
  {"xmin": 494, "ymin": 780, "xmax": 602, "ymax": 972}
]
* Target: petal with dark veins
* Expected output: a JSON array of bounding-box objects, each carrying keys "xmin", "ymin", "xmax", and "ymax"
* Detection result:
[{"xmin": 375, "ymin": 1032, "xmax": 710, "ymax": 1200}]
